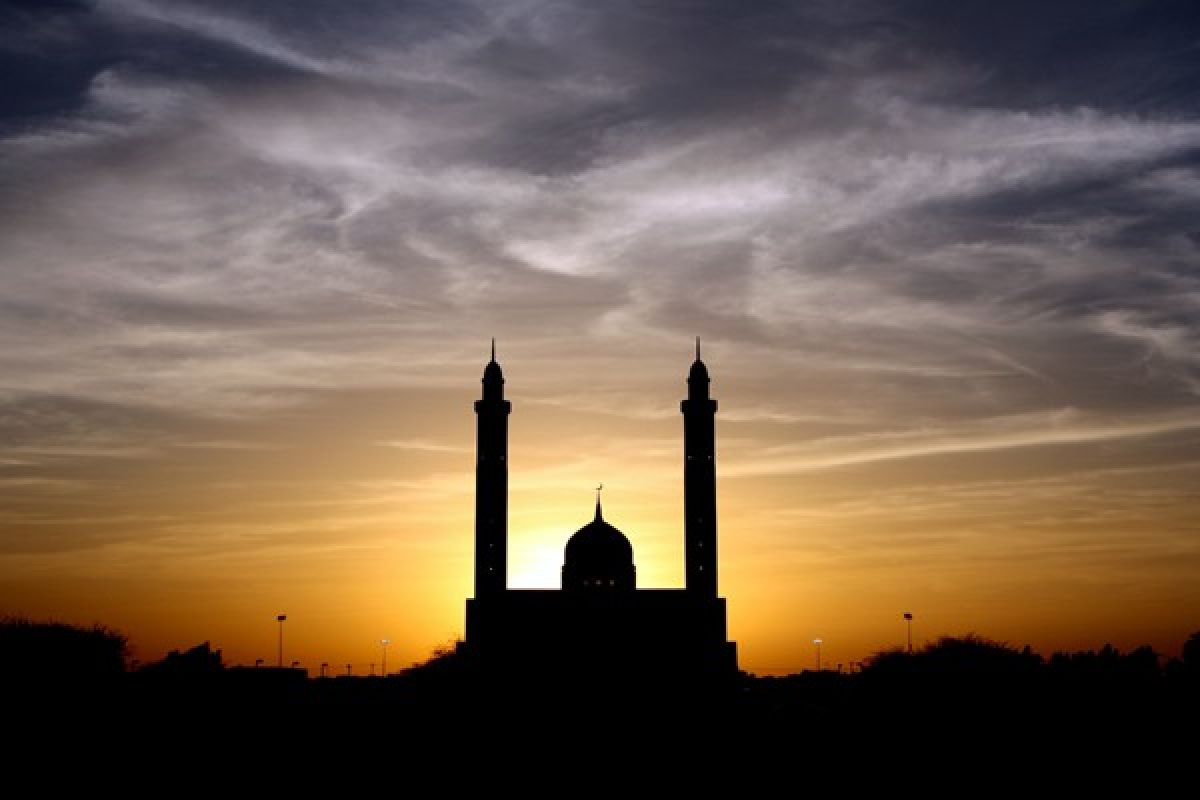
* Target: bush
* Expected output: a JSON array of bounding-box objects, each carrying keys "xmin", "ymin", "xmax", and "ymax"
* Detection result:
[{"xmin": 0, "ymin": 616, "xmax": 129, "ymax": 680}]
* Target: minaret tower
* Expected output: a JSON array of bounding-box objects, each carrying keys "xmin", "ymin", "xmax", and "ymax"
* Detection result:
[
  {"xmin": 474, "ymin": 339, "xmax": 510, "ymax": 596},
  {"xmin": 682, "ymin": 338, "xmax": 718, "ymax": 596}
]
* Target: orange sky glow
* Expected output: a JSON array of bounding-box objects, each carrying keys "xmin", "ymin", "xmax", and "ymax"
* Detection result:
[
  {"xmin": 2, "ymin": 2, "xmax": 1199, "ymax": 675},
  {"xmin": 4, "ymin": 345, "xmax": 1198, "ymax": 674}
]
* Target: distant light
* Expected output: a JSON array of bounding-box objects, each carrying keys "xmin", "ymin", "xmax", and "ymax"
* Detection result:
[
  {"xmin": 381, "ymin": 639, "xmax": 390, "ymax": 646},
  {"xmin": 813, "ymin": 638, "xmax": 823, "ymax": 645}
]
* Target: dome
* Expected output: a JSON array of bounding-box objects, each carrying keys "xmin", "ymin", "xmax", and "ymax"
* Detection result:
[
  {"xmin": 562, "ymin": 501, "xmax": 636, "ymax": 591},
  {"xmin": 565, "ymin": 514, "xmax": 633, "ymax": 569}
]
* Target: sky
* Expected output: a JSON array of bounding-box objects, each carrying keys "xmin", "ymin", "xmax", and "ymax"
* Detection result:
[{"xmin": 2, "ymin": 0, "xmax": 1199, "ymax": 675}]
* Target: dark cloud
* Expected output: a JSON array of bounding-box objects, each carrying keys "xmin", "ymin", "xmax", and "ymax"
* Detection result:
[
  {"xmin": 0, "ymin": 0, "xmax": 115, "ymax": 126},
  {"xmin": 1, "ymin": 0, "xmax": 1198, "ymax": 436},
  {"xmin": 894, "ymin": 0, "xmax": 1200, "ymax": 113}
]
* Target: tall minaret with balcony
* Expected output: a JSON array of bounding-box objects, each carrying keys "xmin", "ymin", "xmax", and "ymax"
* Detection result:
[
  {"xmin": 682, "ymin": 338, "xmax": 718, "ymax": 597},
  {"xmin": 474, "ymin": 340, "xmax": 510, "ymax": 596}
]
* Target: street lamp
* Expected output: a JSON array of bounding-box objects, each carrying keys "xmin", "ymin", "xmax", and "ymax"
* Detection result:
[
  {"xmin": 319, "ymin": 662, "xmax": 328, "ymax": 678},
  {"xmin": 903, "ymin": 612, "xmax": 913, "ymax": 654},
  {"xmin": 813, "ymin": 638, "xmax": 823, "ymax": 671},
  {"xmin": 276, "ymin": 614, "xmax": 287, "ymax": 667},
  {"xmin": 381, "ymin": 639, "xmax": 390, "ymax": 676}
]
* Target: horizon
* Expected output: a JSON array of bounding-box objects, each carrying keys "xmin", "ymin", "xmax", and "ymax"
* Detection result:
[{"xmin": 2, "ymin": 1, "xmax": 1198, "ymax": 676}]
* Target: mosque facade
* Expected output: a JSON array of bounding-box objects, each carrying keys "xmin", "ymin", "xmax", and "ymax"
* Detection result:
[{"xmin": 463, "ymin": 344, "xmax": 738, "ymax": 678}]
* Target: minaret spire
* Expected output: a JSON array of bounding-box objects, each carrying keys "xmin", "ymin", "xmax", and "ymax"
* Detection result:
[
  {"xmin": 682, "ymin": 345, "xmax": 718, "ymax": 596},
  {"xmin": 491, "ymin": 337, "xmax": 496, "ymax": 362},
  {"xmin": 595, "ymin": 483, "xmax": 604, "ymax": 520}
]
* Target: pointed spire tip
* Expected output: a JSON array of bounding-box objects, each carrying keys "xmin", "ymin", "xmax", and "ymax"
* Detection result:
[
  {"xmin": 695, "ymin": 336, "xmax": 701, "ymax": 361},
  {"xmin": 490, "ymin": 337, "xmax": 496, "ymax": 362}
]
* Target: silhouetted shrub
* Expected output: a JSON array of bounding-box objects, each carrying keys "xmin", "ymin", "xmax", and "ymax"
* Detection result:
[
  {"xmin": 865, "ymin": 633, "xmax": 1041, "ymax": 678},
  {"xmin": 0, "ymin": 616, "xmax": 128, "ymax": 680},
  {"xmin": 1048, "ymin": 642, "xmax": 1163, "ymax": 685},
  {"xmin": 1182, "ymin": 631, "xmax": 1200, "ymax": 668},
  {"xmin": 139, "ymin": 641, "xmax": 224, "ymax": 674},
  {"xmin": 396, "ymin": 640, "xmax": 473, "ymax": 698}
]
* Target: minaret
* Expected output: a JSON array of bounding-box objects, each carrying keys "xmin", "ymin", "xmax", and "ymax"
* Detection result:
[
  {"xmin": 682, "ymin": 337, "xmax": 718, "ymax": 596},
  {"xmin": 474, "ymin": 339, "xmax": 510, "ymax": 596}
]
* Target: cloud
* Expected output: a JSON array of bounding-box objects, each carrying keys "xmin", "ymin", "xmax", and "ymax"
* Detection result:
[
  {"xmin": 376, "ymin": 438, "xmax": 467, "ymax": 454},
  {"xmin": 170, "ymin": 439, "xmax": 281, "ymax": 450},
  {"xmin": 723, "ymin": 408, "xmax": 1200, "ymax": 477},
  {"xmin": 1, "ymin": 2, "xmax": 1199, "ymax": 633},
  {"xmin": 0, "ymin": 1, "xmax": 1195, "ymax": 447}
]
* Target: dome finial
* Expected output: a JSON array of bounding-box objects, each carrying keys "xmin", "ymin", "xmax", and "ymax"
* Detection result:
[
  {"xmin": 490, "ymin": 337, "xmax": 496, "ymax": 362},
  {"xmin": 696, "ymin": 336, "xmax": 701, "ymax": 361},
  {"xmin": 595, "ymin": 483, "xmax": 604, "ymax": 520}
]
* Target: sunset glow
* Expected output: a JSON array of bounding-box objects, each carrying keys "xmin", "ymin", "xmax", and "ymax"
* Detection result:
[{"xmin": 2, "ymin": 1, "xmax": 1198, "ymax": 675}]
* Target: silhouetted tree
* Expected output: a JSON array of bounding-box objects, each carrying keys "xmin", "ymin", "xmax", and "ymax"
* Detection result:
[
  {"xmin": 865, "ymin": 633, "xmax": 1041, "ymax": 677},
  {"xmin": 0, "ymin": 616, "xmax": 128, "ymax": 680},
  {"xmin": 1048, "ymin": 642, "xmax": 1163, "ymax": 684},
  {"xmin": 140, "ymin": 641, "xmax": 224, "ymax": 674},
  {"xmin": 402, "ymin": 641, "xmax": 467, "ymax": 676},
  {"xmin": 1165, "ymin": 630, "xmax": 1200, "ymax": 687},
  {"xmin": 1182, "ymin": 631, "xmax": 1200, "ymax": 669},
  {"xmin": 856, "ymin": 633, "xmax": 1046, "ymax": 731}
]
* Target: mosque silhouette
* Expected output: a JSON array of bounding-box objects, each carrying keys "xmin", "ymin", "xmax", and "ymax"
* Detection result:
[{"xmin": 463, "ymin": 342, "xmax": 738, "ymax": 679}]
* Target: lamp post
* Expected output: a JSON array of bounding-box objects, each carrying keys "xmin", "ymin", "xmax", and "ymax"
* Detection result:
[
  {"xmin": 345, "ymin": 663, "xmax": 352, "ymax": 676},
  {"xmin": 813, "ymin": 638, "xmax": 823, "ymax": 671},
  {"xmin": 320, "ymin": 662, "xmax": 328, "ymax": 678},
  {"xmin": 381, "ymin": 639, "xmax": 390, "ymax": 677},
  {"xmin": 276, "ymin": 614, "xmax": 287, "ymax": 667},
  {"xmin": 903, "ymin": 612, "xmax": 913, "ymax": 654}
]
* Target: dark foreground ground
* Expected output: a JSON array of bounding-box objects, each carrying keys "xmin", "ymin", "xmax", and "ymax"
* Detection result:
[
  {"xmin": 4, "ymin": 627, "xmax": 1198, "ymax": 784},
  {"xmin": 9, "ymin": 657, "xmax": 1199, "ymax": 781}
]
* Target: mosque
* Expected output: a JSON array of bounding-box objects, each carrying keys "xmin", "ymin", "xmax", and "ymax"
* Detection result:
[{"xmin": 463, "ymin": 343, "xmax": 738, "ymax": 679}]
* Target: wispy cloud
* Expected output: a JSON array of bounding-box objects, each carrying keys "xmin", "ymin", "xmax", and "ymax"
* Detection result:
[
  {"xmin": 725, "ymin": 409, "xmax": 1200, "ymax": 476},
  {"xmin": 376, "ymin": 438, "xmax": 468, "ymax": 454},
  {"xmin": 170, "ymin": 439, "xmax": 281, "ymax": 451}
]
